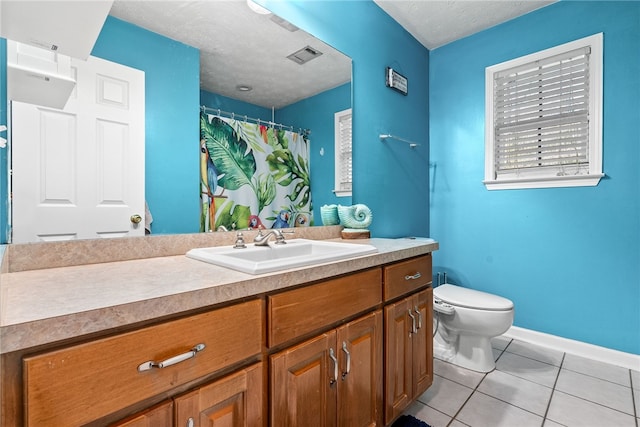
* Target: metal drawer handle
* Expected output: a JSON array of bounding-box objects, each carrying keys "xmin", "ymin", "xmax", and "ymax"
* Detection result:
[
  {"xmin": 408, "ymin": 309, "xmax": 417, "ymax": 334},
  {"xmin": 329, "ymin": 347, "xmax": 338, "ymax": 386},
  {"xmin": 405, "ymin": 272, "xmax": 422, "ymax": 281},
  {"xmin": 414, "ymin": 306, "xmax": 422, "ymax": 330},
  {"xmin": 341, "ymin": 341, "xmax": 351, "ymax": 380},
  {"xmin": 137, "ymin": 343, "xmax": 206, "ymax": 372}
]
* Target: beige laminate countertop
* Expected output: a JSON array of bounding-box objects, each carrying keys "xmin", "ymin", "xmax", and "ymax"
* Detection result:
[{"xmin": 0, "ymin": 230, "xmax": 438, "ymax": 354}]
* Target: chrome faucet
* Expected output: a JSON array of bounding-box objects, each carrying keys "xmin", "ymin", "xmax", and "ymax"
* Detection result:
[
  {"xmin": 233, "ymin": 231, "xmax": 247, "ymax": 249},
  {"xmin": 253, "ymin": 229, "xmax": 288, "ymax": 246}
]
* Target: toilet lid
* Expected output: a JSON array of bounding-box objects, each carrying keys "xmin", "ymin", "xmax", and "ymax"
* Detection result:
[{"xmin": 434, "ymin": 284, "xmax": 513, "ymax": 311}]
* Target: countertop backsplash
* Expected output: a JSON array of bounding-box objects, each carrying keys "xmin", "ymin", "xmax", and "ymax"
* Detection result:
[{"xmin": 2, "ymin": 225, "xmax": 344, "ymax": 273}]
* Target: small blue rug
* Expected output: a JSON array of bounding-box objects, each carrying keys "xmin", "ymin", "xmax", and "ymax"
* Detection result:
[{"xmin": 392, "ymin": 414, "xmax": 432, "ymax": 427}]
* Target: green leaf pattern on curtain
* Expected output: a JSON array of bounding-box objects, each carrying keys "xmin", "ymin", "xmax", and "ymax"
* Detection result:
[{"xmin": 200, "ymin": 112, "xmax": 313, "ymax": 232}]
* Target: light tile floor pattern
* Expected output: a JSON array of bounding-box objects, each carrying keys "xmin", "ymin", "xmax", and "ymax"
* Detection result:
[{"xmin": 404, "ymin": 336, "xmax": 640, "ymax": 427}]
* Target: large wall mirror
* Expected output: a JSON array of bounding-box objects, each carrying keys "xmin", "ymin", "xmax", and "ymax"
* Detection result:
[
  {"xmin": 112, "ymin": 0, "xmax": 353, "ymax": 233},
  {"xmin": 7, "ymin": 0, "xmax": 352, "ymax": 242}
]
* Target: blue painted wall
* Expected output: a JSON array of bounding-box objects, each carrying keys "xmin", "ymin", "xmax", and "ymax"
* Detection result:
[
  {"xmin": 265, "ymin": 0, "xmax": 430, "ymax": 238},
  {"xmin": 200, "ymin": 90, "xmax": 272, "ymax": 121},
  {"xmin": 278, "ymin": 82, "xmax": 353, "ymax": 222},
  {"xmin": 429, "ymin": 1, "xmax": 640, "ymax": 354},
  {"xmin": 91, "ymin": 16, "xmax": 201, "ymax": 235}
]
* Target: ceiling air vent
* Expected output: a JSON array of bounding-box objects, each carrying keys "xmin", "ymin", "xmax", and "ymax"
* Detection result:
[{"xmin": 287, "ymin": 46, "xmax": 323, "ymax": 65}]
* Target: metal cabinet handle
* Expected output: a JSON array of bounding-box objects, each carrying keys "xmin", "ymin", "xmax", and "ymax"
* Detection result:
[
  {"xmin": 137, "ymin": 343, "xmax": 206, "ymax": 372},
  {"xmin": 341, "ymin": 341, "xmax": 351, "ymax": 380},
  {"xmin": 408, "ymin": 309, "xmax": 417, "ymax": 334},
  {"xmin": 329, "ymin": 347, "xmax": 338, "ymax": 386},
  {"xmin": 414, "ymin": 306, "xmax": 422, "ymax": 330},
  {"xmin": 405, "ymin": 272, "xmax": 422, "ymax": 281}
]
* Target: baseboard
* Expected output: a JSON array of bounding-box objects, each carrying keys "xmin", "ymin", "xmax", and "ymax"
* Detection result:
[{"xmin": 503, "ymin": 326, "xmax": 640, "ymax": 371}]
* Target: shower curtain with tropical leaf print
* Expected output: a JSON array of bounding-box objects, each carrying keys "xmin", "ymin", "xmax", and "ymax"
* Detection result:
[{"xmin": 200, "ymin": 112, "xmax": 313, "ymax": 232}]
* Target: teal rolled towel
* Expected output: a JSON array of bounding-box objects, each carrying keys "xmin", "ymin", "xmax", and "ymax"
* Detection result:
[
  {"xmin": 337, "ymin": 204, "xmax": 373, "ymax": 229},
  {"xmin": 320, "ymin": 204, "xmax": 340, "ymax": 225}
]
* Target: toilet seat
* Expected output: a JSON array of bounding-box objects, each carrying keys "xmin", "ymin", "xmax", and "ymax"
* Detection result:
[{"xmin": 434, "ymin": 284, "xmax": 513, "ymax": 311}]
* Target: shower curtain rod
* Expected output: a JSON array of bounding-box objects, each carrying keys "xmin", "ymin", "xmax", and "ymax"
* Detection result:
[{"xmin": 201, "ymin": 106, "xmax": 310, "ymax": 137}]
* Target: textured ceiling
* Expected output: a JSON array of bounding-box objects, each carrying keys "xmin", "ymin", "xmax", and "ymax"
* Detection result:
[
  {"xmin": 109, "ymin": 0, "xmax": 352, "ymax": 109},
  {"xmin": 109, "ymin": 0, "xmax": 557, "ymax": 109},
  {"xmin": 374, "ymin": 0, "xmax": 557, "ymax": 50}
]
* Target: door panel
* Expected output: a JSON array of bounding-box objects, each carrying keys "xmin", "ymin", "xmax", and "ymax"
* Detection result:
[
  {"xmin": 413, "ymin": 289, "xmax": 433, "ymax": 397},
  {"xmin": 11, "ymin": 55, "xmax": 145, "ymax": 243},
  {"xmin": 174, "ymin": 363, "xmax": 263, "ymax": 427},
  {"xmin": 337, "ymin": 311, "xmax": 383, "ymax": 427},
  {"xmin": 384, "ymin": 299, "xmax": 412, "ymax": 424},
  {"xmin": 270, "ymin": 331, "xmax": 337, "ymax": 427},
  {"xmin": 111, "ymin": 400, "xmax": 173, "ymax": 427}
]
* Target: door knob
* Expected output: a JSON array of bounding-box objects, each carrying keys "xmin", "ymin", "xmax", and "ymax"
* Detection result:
[{"xmin": 130, "ymin": 214, "xmax": 142, "ymax": 224}]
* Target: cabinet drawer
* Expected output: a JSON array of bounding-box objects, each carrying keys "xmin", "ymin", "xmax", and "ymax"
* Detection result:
[
  {"xmin": 383, "ymin": 255, "xmax": 432, "ymax": 301},
  {"xmin": 23, "ymin": 299, "xmax": 263, "ymax": 427},
  {"xmin": 268, "ymin": 268, "xmax": 382, "ymax": 347}
]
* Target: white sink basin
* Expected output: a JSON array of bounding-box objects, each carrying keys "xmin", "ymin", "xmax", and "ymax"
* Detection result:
[{"xmin": 186, "ymin": 238, "xmax": 378, "ymax": 274}]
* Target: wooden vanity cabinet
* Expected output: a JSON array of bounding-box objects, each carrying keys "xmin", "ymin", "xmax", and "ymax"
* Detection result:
[
  {"xmin": 383, "ymin": 256, "xmax": 433, "ymax": 425},
  {"xmin": 4, "ymin": 250, "xmax": 436, "ymax": 427},
  {"xmin": 268, "ymin": 269, "xmax": 384, "ymax": 426}
]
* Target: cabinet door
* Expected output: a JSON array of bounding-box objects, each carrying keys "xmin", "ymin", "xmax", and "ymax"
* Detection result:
[
  {"xmin": 110, "ymin": 400, "xmax": 173, "ymax": 427},
  {"xmin": 384, "ymin": 298, "xmax": 413, "ymax": 425},
  {"xmin": 412, "ymin": 288, "xmax": 433, "ymax": 398},
  {"xmin": 270, "ymin": 331, "xmax": 338, "ymax": 427},
  {"xmin": 337, "ymin": 311, "xmax": 383, "ymax": 427},
  {"xmin": 174, "ymin": 363, "xmax": 263, "ymax": 427}
]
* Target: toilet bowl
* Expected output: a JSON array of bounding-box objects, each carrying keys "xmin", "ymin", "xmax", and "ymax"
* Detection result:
[{"xmin": 433, "ymin": 284, "xmax": 514, "ymax": 372}]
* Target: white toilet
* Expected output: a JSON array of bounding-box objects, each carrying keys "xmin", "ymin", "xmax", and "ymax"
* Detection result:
[{"xmin": 433, "ymin": 284, "xmax": 514, "ymax": 372}]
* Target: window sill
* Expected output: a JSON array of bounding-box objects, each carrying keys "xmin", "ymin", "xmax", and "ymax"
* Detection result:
[
  {"xmin": 483, "ymin": 173, "xmax": 605, "ymax": 190},
  {"xmin": 333, "ymin": 190, "xmax": 352, "ymax": 197}
]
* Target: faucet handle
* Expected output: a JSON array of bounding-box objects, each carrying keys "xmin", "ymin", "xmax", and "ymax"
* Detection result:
[
  {"xmin": 274, "ymin": 229, "xmax": 294, "ymax": 244},
  {"xmin": 274, "ymin": 230, "xmax": 287, "ymax": 244},
  {"xmin": 233, "ymin": 232, "xmax": 247, "ymax": 249}
]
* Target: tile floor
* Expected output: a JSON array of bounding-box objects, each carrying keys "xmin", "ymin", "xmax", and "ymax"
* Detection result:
[{"xmin": 404, "ymin": 335, "xmax": 640, "ymax": 427}]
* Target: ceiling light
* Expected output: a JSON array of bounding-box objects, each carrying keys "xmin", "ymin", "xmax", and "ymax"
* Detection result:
[
  {"xmin": 246, "ymin": 0, "xmax": 271, "ymax": 15},
  {"xmin": 236, "ymin": 85, "xmax": 253, "ymax": 92}
]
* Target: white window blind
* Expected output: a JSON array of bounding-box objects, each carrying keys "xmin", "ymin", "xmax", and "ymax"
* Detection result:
[
  {"xmin": 485, "ymin": 33, "xmax": 603, "ymax": 190},
  {"xmin": 334, "ymin": 108, "xmax": 352, "ymax": 195}
]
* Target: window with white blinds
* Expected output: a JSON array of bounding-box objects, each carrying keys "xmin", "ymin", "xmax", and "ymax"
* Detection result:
[
  {"xmin": 334, "ymin": 108, "xmax": 352, "ymax": 196},
  {"xmin": 484, "ymin": 33, "xmax": 603, "ymax": 190}
]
